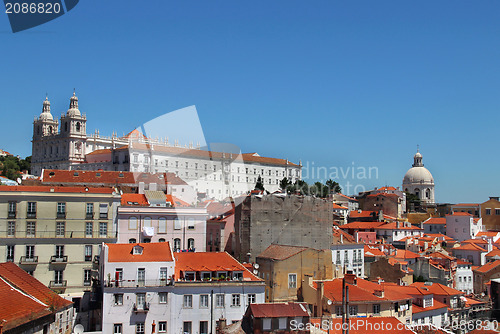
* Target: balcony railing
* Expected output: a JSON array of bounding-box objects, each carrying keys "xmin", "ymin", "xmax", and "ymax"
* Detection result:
[
  {"xmin": 49, "ymin": 280, "xmax": 67, "ymax": 288},
  {"xmin": 50, "ymin": 255, "xmax": 68, "ymax": 264},
  {"xmin": 86, "ymin": 212, "xmax": 94, "ymax": 219},
  {"xmin": 0, "ymin": 230, "xmax": 116, "ymax": 239},
  {"xmin": 8, "ymin": 212, "xmax": 16, "ymax": 218},
  {"xmin": 104, "ymin": 279, "xmax": 173, "ymax": 288},
  {"xmin": 27, "ymin": 212, "xmax": 36, "ymax": 218},
  {"xmin": 20, "ymin": 256, "xmax": 38, "ymax": 264},
  {"xmin": 133, "ymin": 302, "xmax": 149, "ymax": 313},
  {"xmin": 56, "ymin": 212, "xmax": 66, "ymax": 219}
]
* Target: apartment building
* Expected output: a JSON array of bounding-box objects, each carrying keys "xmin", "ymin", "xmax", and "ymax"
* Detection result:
[{"xmin": 0, "ymin": 185, "xmax": 120, "ymax": 295}]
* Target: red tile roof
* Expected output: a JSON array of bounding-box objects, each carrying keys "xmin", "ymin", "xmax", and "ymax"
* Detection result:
[
  {"xmin": 378, "ymin": 186, "xmax": 397, "ymax": 191},
  {"xmin": 173, "ymin": 252, "xmax": 261, "ymax": 282},
  {"xmin": 395, "ymin": 249, "xmax": 420, "ymax": 260},
  {"xmin": 367, "ymin": 192, "xmax": 399, "ymax": 198},
  {"xmin": 452, "ymin": 243, "xmax": 485, "ymax": 252},
  {"xmin": 106, "ymin": 242, "xmax": 173, "ymax": 262},
  {"xmin": 248, "ymin": 302, "xmax": 309, "ymax": 318},
  {"xmin": 332, "ymin": 203, "xmax": 348, "ymax": 210},
  {"xmin": 257, "ymin": 244, "xmax": 308, "ymax": 261},
  {"xmin": 121, "ymin": 193, "xmax": 149, "ymax": 206},
  {"xmin": 412, "ymin": 299, "xmax": 448, "ymax": 314},
  {"xmin": 364, "ymin": 246, "xmax": 385, "ymax": 257},
  {"xmin": 473, "ymin": 260, "xmax": 500, "ymax": 274},
  {"xmin": 422, "ymin": 217, "xmax": 446, "ymax": 225},
  {"xmin": 311, "ymin": 317, "xmax": 415, "ymax": 334},
  {"xmin": 374, "ymin": 222, "xmax": 422, "ymax": 230},
  {"xmin": 411, "ymin": 282, "xmax": 463, "ymax": 296},
  {"xmin": 349, "ymin": 210, "xmax": 377, "ymax": 218},
  {"xmin": 447, "ymin": 212, "xmax": 472, "ymax": 216},
  {"xmin": 0, "ymin": 262, "xmax": 72, "ymax": 331},
  {"xmin": 339, "ymin": 221, "xmax": 385, "ymax": 230},
  {"xmin": 0, "ymin": 185, "xmax": 114, "ymax": 194}
]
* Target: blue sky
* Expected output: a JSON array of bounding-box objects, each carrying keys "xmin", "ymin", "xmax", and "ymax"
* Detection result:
[{"xmin": 0, "ymin": 0, "xmax": 499, "ymax": 203}]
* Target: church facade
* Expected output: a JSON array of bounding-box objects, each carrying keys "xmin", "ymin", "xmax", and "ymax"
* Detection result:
[{"xmin": 32, "ymin": 93, "xmax": 302, "ymax": 201}]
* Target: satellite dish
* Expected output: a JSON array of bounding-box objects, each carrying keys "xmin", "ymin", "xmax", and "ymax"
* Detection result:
[
  {"xmin": 253, "ymin": 269, "xmax": 258, "ymax": 275},
  {"xmin": 16, "ymin": 178, "xmax": 22, "ymax": 184},
  {"xmin": 253, "ymin": 263, "xmax": 260, "ymax": 269},
  {"xmin": 73, "ymin": 324, "xmax": 84, "ymax": 334},
  {"xmin": 327, "ymin": 300, "xmax": 332, "ymax": 305}
]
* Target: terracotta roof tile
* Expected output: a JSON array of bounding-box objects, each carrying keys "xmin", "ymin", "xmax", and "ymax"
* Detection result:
[
  {"xmin": 249, "ymin": 302, "xmax": 309, "ymax": 318},
  {"xmin": 473, "ymin": 260, "xmax": 500, "ymax": 274},
  {"xmin": 411, "ymin": 282, "xmax": 463, "ymax": 296},
  {"xmin": 422, "ymin": 217, "xmax": 446, "ymax": 225},
  {"xmin": 257, "ymin": 244, "xmax": 308, "ymax": 261},
  {"xmin": 107, "ymin": 242, "xmax": 173, "ymax": 262},
  {"xmin": 0, "ymin": 185, "xmax": 113, "ymax": 194}
]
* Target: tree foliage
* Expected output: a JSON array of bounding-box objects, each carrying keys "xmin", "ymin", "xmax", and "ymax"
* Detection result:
[
  {"xmin": 254, "ymin": 175, "xmax": 265, "ymax": 191},
  {"xmin": 0, "ymin": 155, "xmax": 31, "ymax": 180},
  {"xmin": 285, "ymin": 179, "xmax": 342, "ymax": 198}
]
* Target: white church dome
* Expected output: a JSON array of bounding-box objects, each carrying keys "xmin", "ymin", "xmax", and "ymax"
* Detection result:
[
  {"xmin": 403, "ymin": 166, "xmax": 434, "ymax": 184},
  {"xmin": 39, "ymin": 96, "xmax": 53, "ymax": 120}
]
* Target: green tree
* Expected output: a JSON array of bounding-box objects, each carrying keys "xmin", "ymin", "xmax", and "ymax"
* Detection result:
[
  {"xmin": 326, "ymin": 179, "xmax": 342, "ymax": 194},
  {"xmin": 279, "ymin": 177, "xmax": 291, "ymax": 190},
  {"xmin": 254, "ymin": 175, "xmax": 265, "ymax": 191}
]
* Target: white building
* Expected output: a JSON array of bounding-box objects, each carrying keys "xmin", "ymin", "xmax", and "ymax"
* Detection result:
[
  {"xmin": 455, "ymin": 260, "xmax": 473, "ymax": 295},
  {"xmin": 374, "ymin": 221, "xmax": 423, "ymax": 243},
  {"xmin": 402, "ymin": 149, "xmax": 435, "ymax": 205},
  {"xmin": 100, "ymin": 243, "xmax": 265, "ymax": 334},
  {"xmin": 331, "ymin": 227, "xmax": 365, "ymax": 277},
  {"xmin": 446, "ymin": 212, "xmax": 484, "ymax": 242},
  {"xmin": 32, "ymin": 93, "xmax": 302, "ymax": 200}
]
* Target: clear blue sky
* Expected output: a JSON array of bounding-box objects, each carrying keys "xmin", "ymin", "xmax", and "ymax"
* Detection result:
[{"xmin": 0, "ymin": 0, "xmax": 499, "ymax": 203}]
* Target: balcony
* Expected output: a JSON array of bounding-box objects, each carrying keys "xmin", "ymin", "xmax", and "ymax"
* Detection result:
[
  {"xmin": 99, "ymin": 213, "xmax": 108, "ymax": 219},
  {"xmin": 20, "ymin": 256, "xmax": 38, "ymax": 264},
  {"xmin": 50, "ymin": 255, "xmax": 68, "ymax": 264},
  {"xmin": 133, "ymin": 302, "xmax": 149, "ymax": 313},
  {"xmin": 86, "ymin": 212, "xmax": 94, "ymax": 219},
  {"xmin": 56, "ymin": 212, "xmax": 66, "ymax": 219},
  {"xmin": 104, "ymin": 279, "xmax": 173, "ymax": 288},
  {"xmin": 49, "ymin": 280, "xmax": 68, "ymax": 290},
  {"xmin": 27, "ymin": 212, "xmax": 36, "ymax": 219},
  {"xmin": 8, "ymin": 211, "xmax": 16, "ymax": 218}
]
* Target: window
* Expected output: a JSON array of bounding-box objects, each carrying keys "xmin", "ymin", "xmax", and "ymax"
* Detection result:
[
  {"xmin": 183, "ymin": 322, "xmax": 192, "ymax": 334},
  {"xmin": 216, "ymin": 294, "xmax": 224, "ymax": 307},
  {"xmin": 200, "ymin": 294, "xmax": 209, "ymax": 308},
  {"xmin": 26, "ymin": 221, "xmax": 36, "ymax": 237},
  {"xmin": 54, "ymin": 270, "xmax": 64, "ymax": 284},
  {"xmin": 174, "ymin": 238, "xmax": 181, "ymax": 251},
  {"xmin": 56, "ymin": 222, "xmax": 65, "ymax": 237},
  {"xmin": 57, "ymin": 202, "xmax": 66, "ymax": 217},
  {"xmin": 496, "ymin": 209, "xmax": 500, "ymax": 215},
  {"xmin": 8, "ymin": 201, "xmax": 16, "ymax": 218},
  {"xmin": 158, "ymin": 322, "xmax": 167, "ymax": 333},
  {"xmin": 263, "ymin": 319, "xmax": 271, "ymax": 331},
  {"xmin": 158, "ymin": 217, "xmax": 166, "ymax": 233},
  {"xmin": 84, "ymin": 269, "xmax": 91, "ymax": 286},
  {"xmin": 25, "ymin": 245, "xmax": 35, "ymax": 259},
  {"xmin": 199, "ymin": 321, "xmax": 208, "ymax": 334},
  {"xmin": 247, "ymin": 293, "xmax": 256, "ymax": 304},
  {"xmin": 279, "ymin": 317, "xmax": 287, "ymax": 330},
  {"xmin": 231, "ymin": 294, "xmax": 240, "ymax": 307},
  {"xmin": 486, "ymin": 209, "xmax": 491, "ymax": 215},
  {"xmin": 160, "ymin": 267, "xmax": 168, "ymax": 281},
  {"xmin": 137, "ymin": 268, "xmax": 145, "ymax": 285},
  {"xmin": 143, "ymin": 217, "xmax": 152, "ymax": 227},
  {"xmin": 159, "ymin": 292, "xmax": 168, "ymax": 304},
  {"xmin": 99, "ymin": 222, "xmax": 107, "ymax": 237},
  {"xmin": 373, "ymin": 304, "xmax": 380, "ymax": 315},
  {"xmin": 349, "ymin": 305, "xmax": 358, "ymax": 316},
  {"xmin": 136, "ymin": 293, "xmax": 146, "ymax": 309},
  {"xmin": 136, "ymin": 322, "xmax": 144, "ymax": 334},
  {"xmin": 183, "ymin": 294, "xmax": 193, "ymax": 308},
  {"xmin": 114, "ymin": 294, "xmax": 123, "ymax": 306},
  {"xmin": 187, "ymin": 218, "xmax": 195, "ymax": 229},
  {"xmin": 55, "ymin": 245, "xmax": 64, "ymax": 258},
  {"xmin": 84, "ymin": 245, "xmax": 92, "ymax": 261},
  {"xmin": 85, "ymin": 222, "xmax": 93, "ymax": 237},
  {"xmin": 113, "ymin": 324, "xmax": 122, "ymax": 334},
  {"xmin": 7, "ymin": 221, "xmax": 15, "ymax": 237},
  {"xmin": 129, "ymin": 238, "xmax": 136, "ymax": 243},
  {"xmin": 27, "ymin": 202, "xmax": 36, "ymax": 217},
  {"xmin": 288, "ymin": 273, "xmax": 297, "ymax": 288},
  {"xmin": 99, "ymin": 203, "xmax": 108, "ymax": 219},
  {"xmin": 187, "ymin": 238, "xmax": 195, "ymax": 250},
  {"xmin": 6, "ymin": 245, "xmax": 14, "ymax": 262},
  {"xmin": 174, "ymin": 218, "xmax": 181, "ymax": 230},
  {"xmin": 86, "ymin": 203, "xmax": 93, "ymax": 218},
  {"xmin": 336, "ymin": 306, "xmax": 343, "ymax": 316},
  {"xmin": 129, "ymin": 217, "xmax": 137, "ymax": 229}
]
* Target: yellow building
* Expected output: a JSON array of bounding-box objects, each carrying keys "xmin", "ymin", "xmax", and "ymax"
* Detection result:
[
  {"xmin": 0, "ymin": 185, "xmax": 120, "ymax": 295},
  {"xmin": 481, "ymin": 197, "xmax": 500, "ymax": 230},
  {"xmin": 256, "ymin": 244, "xmax": 332, "ymax": 302}
]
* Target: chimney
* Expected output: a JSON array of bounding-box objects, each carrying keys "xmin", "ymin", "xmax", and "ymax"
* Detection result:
[
  {"xmin": 397, "ymin": 221, "xmax": 400, "ymax": 229},
  {"xmin": 355, "ymin": 232, "xmax": 359, "ymax": 243},
  {"xmin": 340, "ymin": 234, "xmax": 344, "ymax": 244},
  {"xmin": 138, "ymin": 182, "xmax": 145, "ymax": 194},
  {"xmin": 344, "ymin": 273, "xmax": 356, "ymax": 285},
  {"xmin": 149, "ymin": 182, "xmax": 157, "ymax": 191},
  {"xmin": 488, "ymin": 238, "xmax": 493, "ymax": 253},
  {"xmin": 317, "ymin": 281, "xmax": 324, "ymax": 317}
]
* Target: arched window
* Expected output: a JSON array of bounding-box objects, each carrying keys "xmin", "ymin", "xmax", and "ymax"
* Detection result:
[
  {"xmin": 188, "ymin": 238, "xmax": 195, "ymax": 250},
  {"xmin": 143, "ymin": 217, "xmax": 152, "ymax": 227},
  {"xmin": 76, "ymin": 122, "xmax": 81, "ymax": 132},
  {"xmin": 426, "ymin": 189, "xmax": 430, "ymax": 199},
  {"xmin": 414, "ymin": 188, "xmax": 420, "ymax": 198},
  {"xmin": 129, "ymin": 238, "xmax": 136, "ymax": 244},
  {"xmin": 64, "ymin": 122, "xmax": 68, "ymax": 132},
  {"xmin": 174, "ymin": 238, "xmax": 181, "ymax": 251},
  {"xmin": 158, "ymin": 238, "xmax": 166, "ymax": 243},
  {"xmin": 143, "ymin": 238, "xmax": 151, "ymax": 243}
]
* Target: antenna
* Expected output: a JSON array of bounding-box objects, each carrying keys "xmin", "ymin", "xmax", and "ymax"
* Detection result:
[{"xmin": 73, "ymin": 324, "xmax": 84, "ymax": 334}]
